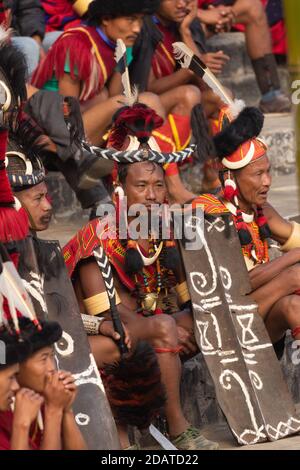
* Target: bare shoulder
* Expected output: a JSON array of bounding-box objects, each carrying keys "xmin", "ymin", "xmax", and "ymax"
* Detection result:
[{"xmin": 263, "ymin": 203, "xmax": 293, "ymax": 243}]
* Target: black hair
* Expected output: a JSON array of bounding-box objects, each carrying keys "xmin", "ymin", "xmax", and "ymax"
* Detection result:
[
  {"xmin": 117, "ymin": 161, "xmax": 163, "ymax": 186},
  {"xmin": 87, "ymin": 0, "xmax": 161, "ymax": 25}
]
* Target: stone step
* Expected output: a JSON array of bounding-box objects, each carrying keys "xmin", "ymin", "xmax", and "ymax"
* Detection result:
[
  {"xmin": 261, "ymin": 112, "xmax": 295, "ymax": 176},
  {"xmin": 220, "ymin": 69, "xmax": 290, "ymax": 107},
  {"xmin": 207, "ymin": 32, "xmax": 290, "ymax": 106}
]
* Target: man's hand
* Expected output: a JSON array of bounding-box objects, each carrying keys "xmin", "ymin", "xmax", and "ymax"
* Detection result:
[
  {"xmin": 14, "ymin": 388, "xmax": 44, "ymax": 428},
  {"xmin": 57, "ymin": 371, "xmax": 77, "ymax": 412},
  {"xmin": 201, "ymin": 50, "xmax": 230, "ymax": 74},
  {"xmin": 43, "ymin": 371, "xmax": 73, "ymax": 411},
  {"xmin": 176, "ymin": 325, "xmax": 198, "ymax": 356},
  {"xmin": 99, "ymin": 320, "xmax": 132, "ymax": 349},
  {"xmin": 180, "ymin": 0, "xmax": 198, "ymax": 34},
  {"xmin": 207, "ymin": 4, "xmax": 235, "ymax": 33}
]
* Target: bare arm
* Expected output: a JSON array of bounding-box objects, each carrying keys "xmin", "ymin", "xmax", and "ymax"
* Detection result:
[
  {"xmin": 263, "ymin": 203, "xmax": 293, "ymax": 244},
  {"xmin": 40, "ymin": 406, "xmax": 63, "ymax": 450},
  {"xmin": 62, "ymin": 411, "xmax": 87, "ymax": 450},
  {"xmin": 147, "ymin": 67, "xmax": 193, "ymax": 95},
  {"xmin": 108, "ymin": 72, "xmax": 123, "ymax": 97},
  {"xmin": 40, "ymin": 373, "xmax": 75, "ymax": 450},
  {"xmin": 180, "ymin": 0, "xmax": 229, "ymax": 74},
  {"xmin": 11, "ymin": 389, "xmax": 44, "ymax": 450},
  {"xmin": 10, "ymin": 423, "xmax": 31, "ymax": 450},
  {"xmin": 249, "ymin": 248, "xmax": 300, "ymax": 291},
  {"xmin": 78, "ymin": 257, "xmax": 134, "ymax": 335}
]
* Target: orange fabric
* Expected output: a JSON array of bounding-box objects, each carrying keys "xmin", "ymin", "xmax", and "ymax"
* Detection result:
[
  {"xmin": 219, "ymin": 138, "xmax": 267, "ymax": 170},
  {"xmin": 191, "ymin": 194, "xmax": 269, "ymax": 264}
]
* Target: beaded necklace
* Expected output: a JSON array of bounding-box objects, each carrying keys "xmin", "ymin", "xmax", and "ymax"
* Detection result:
[{"xmin": 135, "ymin": 240, "xmax": 163, "ymax": 316}]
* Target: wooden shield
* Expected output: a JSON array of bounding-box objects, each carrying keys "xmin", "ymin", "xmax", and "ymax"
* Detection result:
[
  {"xmin": 19, "ymin": 236, "xmax": 120, "ymax": 450},
  {"xmin": 179, "ymin": 209, "xmax": 300, "ymax": 445}
]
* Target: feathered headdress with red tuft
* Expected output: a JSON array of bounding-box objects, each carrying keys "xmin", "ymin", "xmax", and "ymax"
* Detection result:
[{"xmin": 109, "ymin": 103, "xmax": 164, "ymax": 150}]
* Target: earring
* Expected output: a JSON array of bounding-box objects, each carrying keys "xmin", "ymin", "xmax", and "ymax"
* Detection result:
[
  {"xmin": 114, "ymin": 185, "xmax": 125, "ymax": 201},
  {"xmin": 223, "ymin": 171, "xmax": 237, "ymax": 201}
]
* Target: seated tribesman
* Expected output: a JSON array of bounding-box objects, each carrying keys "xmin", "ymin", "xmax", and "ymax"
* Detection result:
[
  {"xmin": 12, "ymin": 318, "xmax": 87, "ymax": 450},
  {"xmin": 134, "ymin": 0, "xmax": 227, "ymax": 113},
  {"xmin": 31, "ymin": 0, "xmax": 176, "ymax": 146},
  {"xmin": 0, "ymin": 124, "xmax": 86, "ymax": 450},
  {"xmin": 0, "ymin": 25, "xmax": 113, "ymax": 215},
  {"xmin": 0, "ymin": 316, "xmax": 87, "ymax": 450},
  {"xmin": 63, "ymin": 103, "xmax": 219, "ymax": 451},
  {"xmin": 130, "ymin": 0, "xmax": 227, "ymax": 193},
  {"xmin": 5, "ymin": 119, "xmax": 169, "ymax": 450},
  {"xmin": 197, "ymin": 0, "xmax": 290, "ymax": 113},
  {"xmin": 5, "ymin": 119, "xmax": 133, "ymax": 361},
  {"xmin": 0, "ymin": 287, "xmax": 42, "ymax": 451},
  {"xmin": 193, "ymin": 105, "xmax": 300, "ymax": 358}
]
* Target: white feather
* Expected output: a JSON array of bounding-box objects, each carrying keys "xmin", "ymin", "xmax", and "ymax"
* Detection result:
[
  {"xmin": 172, "ymin": 42, "xmax": 193, "ymax": 68},
  {"xmin": 114, "ymin": 38, "xmax": 126, "ymax": 64},
  {"xmin": 173, "ymin": 41, "xmax": 232, "ymax": 106},
  {"xmin": 228, "ymin": 99, "xmax": 246, "ymax": 118},
  {"xmin": 0, "ymin": 27, "xmax": 12, "ymax": 47},
  {"xmin": 114, "ymin": 38, "xmax": 137, "ymax": 107}
]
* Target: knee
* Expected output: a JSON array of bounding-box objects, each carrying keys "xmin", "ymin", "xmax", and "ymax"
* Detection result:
[
  {"xmin": 139, "ymin": 91, "xmax": 166, "ymax": 119},
  {"xmin": 283, "ymin": 295, "xmax": 300, "ymax": 325},
  {"xmin": 286, "ymin": 264, "xmax": 300, "ymax": 292},
  {"xmin": 243, "ymin": 0, "xmax": 265, "ymax": 23},
  {"xmin": 181, "ymin": 85, "xmax": 201, "ymax": 109}
]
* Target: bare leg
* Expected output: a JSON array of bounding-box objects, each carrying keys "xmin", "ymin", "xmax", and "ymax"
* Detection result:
[
  {"xmin": 116, "ymin": 424, "xmax": 131, "ymax": 449},
  {"xmin": 233, "ymin": 0, "xmax": 272, "ymax": 59},
  {"xmin": 160, "ymin": 85, "xmax": 201, "ymax": 116},
  {"xmin": 232, "ymin": 0, "xmax": 290, "ymax": 111},
  {"xmin": 82, "ymin": 91, "xmax": 168, "ymax": 146},
  {"xmin": 82, "ymin": 94, "xmax": 124, "ymax": 145},
  {"xmin": 264, "ymin": 295, "xmax": 300, "ymax": 342},
  {"xmin": 80, "ymin": 88, "xmax": 109, "ymax": 112}
]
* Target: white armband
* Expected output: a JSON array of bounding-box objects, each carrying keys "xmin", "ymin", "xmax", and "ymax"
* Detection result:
[{"xmin": 281, "ymin": 222, "xmax": 300, "ymax": 252}]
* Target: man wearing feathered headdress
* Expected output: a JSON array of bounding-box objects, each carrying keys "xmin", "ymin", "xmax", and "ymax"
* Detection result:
[
  {"xmin": 62, "ymin": 93, "xmax": 219, "ymax": 450},
  {"xmin": 31, "ymin": 1, "xmax": 169, "ymax": 147},
  {"xmin": 193, "ymin": 104, "xmax": 300, "ymax": 359}
]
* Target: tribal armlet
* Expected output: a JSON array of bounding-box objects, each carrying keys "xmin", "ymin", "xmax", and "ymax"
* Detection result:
[
  {"xmin": 176, "ymin": 281, "xmax": 191, "ymax": 306},
  {"xmin": 83, "ymin": 291, "xmax": 121, "ymax": 316},
  {"xmin": 81, "ymin": 313, "xmax": 105, "ymax": 335},
  {"xmin": 281, "ymin": 222, "xmax": 300, "ymax": 252}
]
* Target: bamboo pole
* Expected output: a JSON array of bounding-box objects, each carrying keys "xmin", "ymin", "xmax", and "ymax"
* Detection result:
[{"xmin": 283, "ymin": 1, "xmax": 300, "ymax": 201}]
